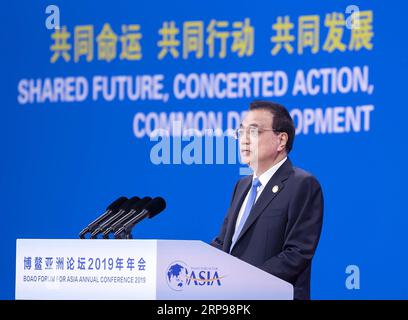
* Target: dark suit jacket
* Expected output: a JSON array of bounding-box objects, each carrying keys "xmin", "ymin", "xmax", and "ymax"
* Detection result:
[{"xmin": 211, "ymin": 158, "xmax": 323, "ymax": 300}]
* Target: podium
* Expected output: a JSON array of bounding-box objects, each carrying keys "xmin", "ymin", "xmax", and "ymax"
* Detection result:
[{"xmin": 15, "ymin": 239, "xmax": 293, "ymax": 300}]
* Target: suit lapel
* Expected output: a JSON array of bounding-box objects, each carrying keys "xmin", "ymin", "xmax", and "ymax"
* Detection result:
[{"xmin": 233, "ymin": 158, "xmax": 294, "ymax": 247}]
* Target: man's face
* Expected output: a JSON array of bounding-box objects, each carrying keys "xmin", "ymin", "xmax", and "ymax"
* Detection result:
[{"xmin": 238, "ymin": 109, "xmax": 281, "ymax": 170}]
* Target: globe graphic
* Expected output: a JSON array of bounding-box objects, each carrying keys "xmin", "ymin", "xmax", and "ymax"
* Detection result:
[{"xmin": 166, "ymin": 262, "xmax": 189, "ymax": 291}]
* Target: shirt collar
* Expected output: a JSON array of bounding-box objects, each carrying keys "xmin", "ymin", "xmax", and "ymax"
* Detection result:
[{"xmin": 253, "ymin": 157, "xmax": 288, "ymax": 187}]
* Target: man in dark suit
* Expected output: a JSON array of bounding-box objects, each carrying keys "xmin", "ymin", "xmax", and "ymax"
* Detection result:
[{"xmin": 211, "ymin": 100, "xmax": 324, "ymax": 300}]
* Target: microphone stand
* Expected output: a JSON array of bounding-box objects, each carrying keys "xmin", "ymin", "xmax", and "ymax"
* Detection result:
[{"xmin": 114, "ymin": 227, "xmax": 133, "ymax": 239}]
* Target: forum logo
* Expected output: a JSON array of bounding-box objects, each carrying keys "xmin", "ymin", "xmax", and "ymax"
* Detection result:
[
  {"xmin": 166, "ymin": 260, "xmax": 224, "ymax": 291},
  {"xmin": 166, "ymin": 261, "xmax": 189, "ymax": 291}
]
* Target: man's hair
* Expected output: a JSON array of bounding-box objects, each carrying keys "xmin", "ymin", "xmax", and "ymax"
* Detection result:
[{"xmin": 249, "ymin": 100, "xmax": 295, "ymax": 153}]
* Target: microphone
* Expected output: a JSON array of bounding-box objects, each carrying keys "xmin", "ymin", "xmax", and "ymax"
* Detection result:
[
  {"xmin": 114, "ymin": 197, "xmax": 166, "ymax": 239},
  {"xmin": 79, "ymin": 196, "xmax": 128, "ymax": 239},
  {"xmin": 102, "ymin": 196, "xmax": 152, "ymax": 238},
  {"xmin": 90, "ymin": 196, "xmax": 140, "ymax": 238}
]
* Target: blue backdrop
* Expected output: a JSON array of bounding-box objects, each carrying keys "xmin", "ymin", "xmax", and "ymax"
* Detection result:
[{"xmin": 1, "ymin": 0, "xmax": 407, "ymax": 299}]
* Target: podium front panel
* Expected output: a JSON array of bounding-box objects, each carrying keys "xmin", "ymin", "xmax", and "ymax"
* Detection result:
[{"xmin": 15, "ymin": 239, "xmax": 157, "ymax": 300}]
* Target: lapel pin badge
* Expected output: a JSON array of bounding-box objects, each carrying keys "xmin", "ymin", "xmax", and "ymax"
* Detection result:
[{"xmin": 272, "ymin": 185, "xmax": 279, "ymax": 193}]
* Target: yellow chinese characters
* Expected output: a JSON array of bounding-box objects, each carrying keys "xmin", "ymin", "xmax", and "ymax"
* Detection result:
[
  {"xmin": 50, "ymin": 23, "xmax": 143, "ymax": 63},
  {"xmin": 96, "ymin": 23, "xmax": 118, "ymax": 62},
  {"xmin": 49, "ymin": 10, "xmax": 373, "ymax": 63},
  {"xmin": 271, "ymin": 10, "xmax": 373, "ymax": 55}
]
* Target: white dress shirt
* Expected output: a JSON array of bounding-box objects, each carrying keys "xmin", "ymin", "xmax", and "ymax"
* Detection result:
[{"xmin": 233, "ymin": 157, "xmax": 288, "ymax": 234}]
